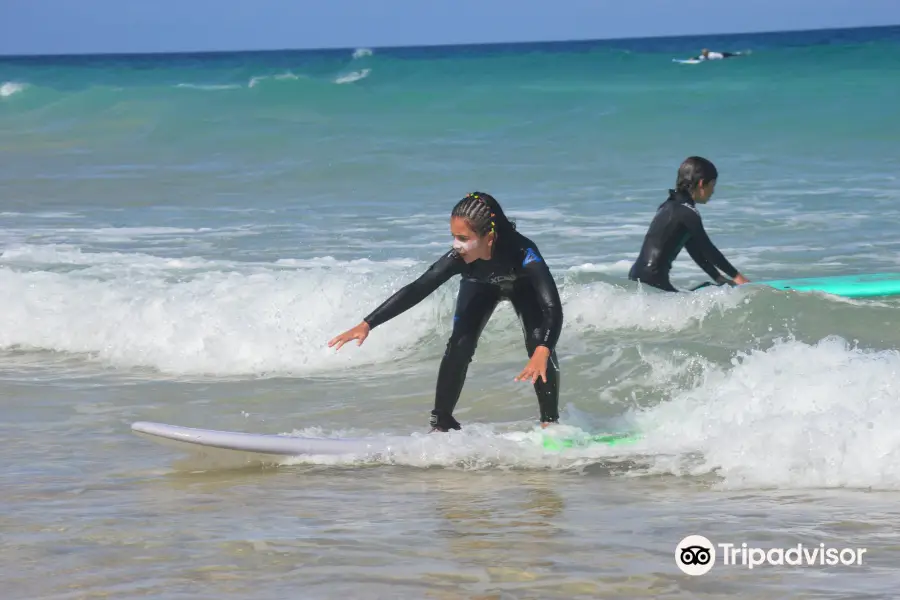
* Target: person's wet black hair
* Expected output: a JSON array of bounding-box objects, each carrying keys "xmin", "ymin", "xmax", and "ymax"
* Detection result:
[{"xmin": 675, "ymin": 156, "xmax": 718, "ymax": 194}]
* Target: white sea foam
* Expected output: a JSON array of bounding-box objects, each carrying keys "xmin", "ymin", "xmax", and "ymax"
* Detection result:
[
  {"xmin": 269, "ymin": 337, "xmax": 900, "ymax": 492},
  {"xmin": 630, "ymin": 336, "xmax": 900, "ymax": 490},
  {"xmin": 0, "ymin": 82, "xmax": 26, "ymax": 98},
  {"xmin": 0, "ymin": 244, "xmax": 745, "ymax": 376},
  {"xmin": 334, "ymin": 69, "xmax": 371, "ymax": 84}
]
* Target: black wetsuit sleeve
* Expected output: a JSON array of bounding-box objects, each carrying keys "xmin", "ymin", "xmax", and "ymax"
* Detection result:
[
  {"xmin": 684, "ymin": 238, "xmax": 726, "ymax": 282},
  {"xmin": 520, "ymin": 247, "xmax": 564, "ymax": 350},
  {"xmin": 682, "ymin": 210, "xmax": 740, "ymax": 279},
  {"xmin": 363, "ymin": 251, "xmax": 463, "ymax": 329}
]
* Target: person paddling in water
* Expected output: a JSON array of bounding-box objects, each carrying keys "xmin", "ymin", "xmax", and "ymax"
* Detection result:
[
  {"xmin": 328, "ymin": 192, "xmax": 564, "ymax": 432},
  {"xmin": 629, "ymin": 156, "xmax": 750, "ymax": 292},
  {"xmin": 694, "ymin": 48, "xmax": 742, "ymax": 60}
]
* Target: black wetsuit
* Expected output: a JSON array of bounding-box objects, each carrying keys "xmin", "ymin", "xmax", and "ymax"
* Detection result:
[
  {"xmin": 363, "ymin": 231, "xmax": 563, "ymax": 430},
  {"xmin": 629, "ymin": 189, "xmax": 739, "ymax": 292}
]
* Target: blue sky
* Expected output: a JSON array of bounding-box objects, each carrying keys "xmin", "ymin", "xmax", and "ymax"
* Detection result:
[{"xmin": 2, "ymin": 0, "xmax": 899, "ymax": 55}]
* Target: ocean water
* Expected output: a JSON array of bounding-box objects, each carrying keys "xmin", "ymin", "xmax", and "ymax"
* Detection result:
[{"xmin": 3, "ymin": 25, "xmax": 900, "ymax": 598}]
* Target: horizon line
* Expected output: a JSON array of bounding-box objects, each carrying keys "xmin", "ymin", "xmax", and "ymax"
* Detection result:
[{"xmin": 1, "ymin": 22, "xmax": 898, "ymax": 59}]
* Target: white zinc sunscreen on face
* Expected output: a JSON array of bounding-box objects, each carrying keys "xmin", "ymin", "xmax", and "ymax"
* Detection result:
[{"xmin": 452, "ymin": 238, "xmax": 479, "ymax": 252}]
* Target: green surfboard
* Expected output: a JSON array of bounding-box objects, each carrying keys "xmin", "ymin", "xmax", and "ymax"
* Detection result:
[
  {"xmin": 693, "ymin": 272, "xmax": 900, "ymax": 298},
  {"xmin": 753, "ymin": 272, "xmax": 900, "ymax": 298},
  {"xmin": 541, "ymin": 432, "xmax": 641, "ymax": 451}
]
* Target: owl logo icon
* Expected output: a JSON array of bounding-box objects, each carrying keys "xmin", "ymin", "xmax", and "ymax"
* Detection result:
[{"xmin": 676, "ymin": 535, "xmax": 716, "ymax": 575}]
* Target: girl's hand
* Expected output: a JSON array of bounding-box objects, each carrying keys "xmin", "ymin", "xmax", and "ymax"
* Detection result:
[
  {"xmin": 328, "ymin": 321, "xmax": 371, "ymax": 351},
  {"xmin": 515, "ymin": 346, "xmax": 551, "ymax": 384}
]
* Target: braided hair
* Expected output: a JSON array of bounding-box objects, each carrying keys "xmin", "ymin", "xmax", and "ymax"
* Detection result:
[
  {"xmin": 451, "ymin": 192, "xmax": 516, "ymax": 236},
  {"xmin": 450, "ymin": 192, "xmax": 517, "ymax": 257}
]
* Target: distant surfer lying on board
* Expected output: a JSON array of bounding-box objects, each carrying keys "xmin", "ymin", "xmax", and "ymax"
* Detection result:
[
  {"xmin": 693, "ymin": 48, "xmax": 742, "ymax": 60},
  {"xmin": 629, "ymin": 156, "xmax": 750, "ymax": 292},
  {"xmin": 329, "ymin": 192, "xmax": 564, "ymax": 433}
]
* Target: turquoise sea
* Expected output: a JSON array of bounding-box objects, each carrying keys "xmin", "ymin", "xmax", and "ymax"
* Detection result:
[{"xmin": 3, "ymin": 25, "xmax": 900, "ymax": 598}]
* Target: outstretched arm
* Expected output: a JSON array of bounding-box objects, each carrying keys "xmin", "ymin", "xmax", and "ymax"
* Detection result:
[
  {"xmin": 682, "ymin": 211, "xmax": 745, "ymax": 282},
  {"xmin": 329, "ymin": 251, "xmax": 464, "ymax": 351},
  {"xmin": 363, "ymin": 251, "xmax": 463, "ymax": 329}
]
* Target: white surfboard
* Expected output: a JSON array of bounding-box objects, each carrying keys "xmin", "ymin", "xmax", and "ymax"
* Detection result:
[
  {"xmin": 131, "ymin": 421, "xmax": 407, "ymax": 456},
  {"xmin": 131, "ymin": 421, "xmax": 641, "ymax": 467}
]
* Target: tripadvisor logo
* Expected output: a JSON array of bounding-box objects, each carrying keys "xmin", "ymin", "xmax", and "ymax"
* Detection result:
[
  {"xmin": 676, "ymin": 535, "xmax": 716, "ymax": 576},
  {"xmin": 675, "ymin": 535, "xmax": 867, "ymax": 575}
]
